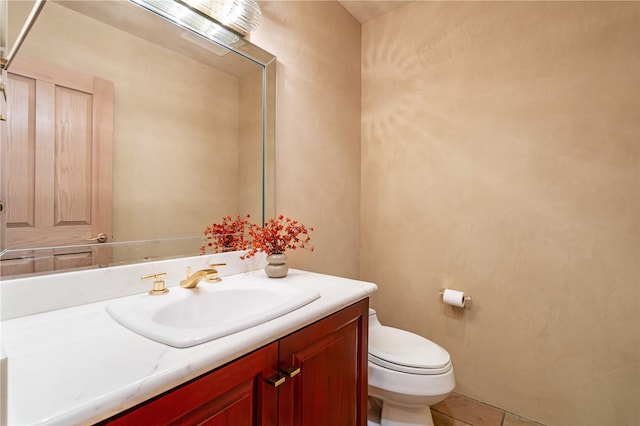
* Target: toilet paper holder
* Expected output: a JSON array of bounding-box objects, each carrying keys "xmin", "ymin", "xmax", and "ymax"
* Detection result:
[
  {"xmin": 438, "ymin": 289, "xmax": 472, "ymax": 301},
  {"xmin": 438, "ymin": 288, "xmax": 471, "ymax": 307}
]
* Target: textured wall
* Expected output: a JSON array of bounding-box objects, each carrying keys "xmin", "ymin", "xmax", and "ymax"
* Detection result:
[
  {"xmin": 361, "ymin": 2, "xmax": 639, "ymax": 425},
  {"xmin": 252, "ymin": 1, "xmax": 362, "ymax": 278}
]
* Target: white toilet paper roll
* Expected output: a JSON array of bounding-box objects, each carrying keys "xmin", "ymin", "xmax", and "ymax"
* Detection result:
[{"xmin": 442, "ymin": 289, "xmax": 466, "ymax": 308}]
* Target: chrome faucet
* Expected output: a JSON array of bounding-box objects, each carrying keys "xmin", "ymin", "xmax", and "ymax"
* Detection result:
[{"xmin": 180, "ymin": 263, "xmax": 226, "ymax": 289}]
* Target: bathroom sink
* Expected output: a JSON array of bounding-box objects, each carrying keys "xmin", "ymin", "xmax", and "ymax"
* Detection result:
[{"xmin": 106, "ymin": 277, "xmax": 320, "ymax": 348}]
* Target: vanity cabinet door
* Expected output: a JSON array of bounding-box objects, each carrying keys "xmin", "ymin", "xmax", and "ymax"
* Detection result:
[
  {"xmin": 277, "ymin": 299, "xmax": 369, "ymax": 426},
  {"xmin": 101, "ymin": 342, "xmax": 279, "ymax": 426}
]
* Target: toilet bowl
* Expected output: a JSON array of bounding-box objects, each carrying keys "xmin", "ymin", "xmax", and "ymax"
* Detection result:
[{"xmin": 367, "ymin": 309, "xmax": 455, "ymax": 426}]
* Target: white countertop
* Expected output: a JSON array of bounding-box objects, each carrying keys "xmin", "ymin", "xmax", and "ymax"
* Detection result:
[{"xmin": 1, "ymin": 269, "xmax": 377, "ymax": 426}]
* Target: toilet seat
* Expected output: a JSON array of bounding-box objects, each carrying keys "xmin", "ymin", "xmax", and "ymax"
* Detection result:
[{"xmin": 369, "ymin": 325, "xmax": 452, "ymax": 375}]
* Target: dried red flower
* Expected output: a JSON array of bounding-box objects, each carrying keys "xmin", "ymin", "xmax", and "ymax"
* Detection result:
[
  {"xmin": 199, "ymin": 214, "xmax": 251, "ymax": 255},
  {"xmin": 241, "ymin": 214, "xmax": 314, "ymax": 259}
]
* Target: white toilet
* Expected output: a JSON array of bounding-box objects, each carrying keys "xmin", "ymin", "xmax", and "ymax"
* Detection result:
[{"xmin": 367, "ymin": 309, "xmax": 455, "ymax": 426}]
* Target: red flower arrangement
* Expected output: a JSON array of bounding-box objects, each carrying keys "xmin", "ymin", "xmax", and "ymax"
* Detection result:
[
  {"xmin": 200, "ymin": 214, "xmax": 251, "ymax": 254},
  {"xmin": 241, "ymin": 214, "xmax": 314, "ymax": 259}
]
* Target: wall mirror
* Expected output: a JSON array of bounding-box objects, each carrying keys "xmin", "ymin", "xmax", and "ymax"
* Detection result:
[{"xmin": 0, "ymin": 0, "xmax": 276, "ymax": 279}]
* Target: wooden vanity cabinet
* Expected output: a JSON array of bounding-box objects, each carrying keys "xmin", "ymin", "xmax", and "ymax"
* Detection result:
[
  {"xmin": 278, "ymin": 299, "xmax": 368, "ymax": 426},
  {"xmin": 100, "ymin": 299, "xmax": 368, "ymax": 426},
  {"xmin": 101, "ymin": 342, "xmax": 279, "ymax": 426}
]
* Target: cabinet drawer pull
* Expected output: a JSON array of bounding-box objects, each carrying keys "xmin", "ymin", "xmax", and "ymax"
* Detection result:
[
  {"xmin": 265, "ymin": 373, "xmax": 286, "ymax": 387},
  {"xmin": 280, "ymin": 366, "xmax": 301, "ymax": 378}
]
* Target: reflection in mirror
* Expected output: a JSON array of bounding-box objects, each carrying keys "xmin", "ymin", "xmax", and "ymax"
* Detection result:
[
  {"xmin": 0, "ymin": 0, "xmax": 39, "ymax": 68},
  {"xmin": 0, "ymin": 0, "xmax": 276, "ymax": 279},
  {"xmin": 0, "ymin": 1, "xmax": 6, "ymax": 62}
]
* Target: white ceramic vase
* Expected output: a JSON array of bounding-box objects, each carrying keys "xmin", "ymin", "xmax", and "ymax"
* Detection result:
[{"xmin": 265, "ymin": 253, "xmax": 288, "ymax": 278}]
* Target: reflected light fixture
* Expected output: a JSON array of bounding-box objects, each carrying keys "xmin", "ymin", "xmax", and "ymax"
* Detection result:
[{"xmin": 131, "ymin": 0, "xmax": 262, "ymax": 46}]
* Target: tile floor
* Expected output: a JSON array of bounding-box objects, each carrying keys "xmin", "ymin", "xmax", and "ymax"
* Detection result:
[{"xmin": 431, "ymin": 393, "xmax": 546, "ymax": 426}]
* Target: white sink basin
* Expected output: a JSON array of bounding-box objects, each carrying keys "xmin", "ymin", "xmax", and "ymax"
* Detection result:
[{"xmin": 106, "ymin": 277, "xmax": 320, "ymax": 348}]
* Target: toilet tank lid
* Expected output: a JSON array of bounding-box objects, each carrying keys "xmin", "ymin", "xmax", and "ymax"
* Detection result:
[{"xmin": 369, "ymin": 325, "xmax": 450, "ymax": 370}]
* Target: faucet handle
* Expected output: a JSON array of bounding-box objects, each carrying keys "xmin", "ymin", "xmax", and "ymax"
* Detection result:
[
  {"xmin": 141, "ymin": 272, "xmax": 169, "ymax": 295},
  {"xmin": 199, "ymin": 263, "xmax": 224, "ymax": 283},
  {"xmin": 207, "ymin": 263, "xmax": 226, "ymax": 282}
]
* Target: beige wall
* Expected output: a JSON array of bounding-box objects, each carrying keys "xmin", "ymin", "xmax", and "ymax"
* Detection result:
[
  {"xmin": 361, "ymin": 2, "xmax": 639, "ymax": 426},
  {"xmin": 252, "ymin": 1, "xmax": 362, "ymax": 278}
]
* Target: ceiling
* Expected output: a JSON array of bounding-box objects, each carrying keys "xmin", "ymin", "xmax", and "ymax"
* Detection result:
[{"xmin": 338, "ymin": 1, "xmax": 413, "ymax": 23}]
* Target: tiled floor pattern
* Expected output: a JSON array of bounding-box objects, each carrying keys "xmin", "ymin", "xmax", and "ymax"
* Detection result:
[{"xmin": 431, "ymin": 393, "xmax": 546, "ymax": 426}]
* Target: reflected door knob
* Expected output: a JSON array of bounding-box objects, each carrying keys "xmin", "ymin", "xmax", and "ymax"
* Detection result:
[{"xmin": 86, "ymin": 233, "xmax": 108, "ymax": 243}]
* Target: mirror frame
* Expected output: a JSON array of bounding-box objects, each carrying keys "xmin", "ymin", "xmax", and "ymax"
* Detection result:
[{"xmin": 0, "ymin": 0, "xmax": 276, "ymax": 279}]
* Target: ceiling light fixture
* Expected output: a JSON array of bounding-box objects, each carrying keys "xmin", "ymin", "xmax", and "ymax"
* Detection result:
[{"xmin": 131, "ymin": 0, "xmax": 262, "ymax": 46}]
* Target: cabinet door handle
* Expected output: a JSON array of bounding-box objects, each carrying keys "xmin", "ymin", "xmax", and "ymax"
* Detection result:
[
  {"xmin": 264, "ymin": 373, "xmax": 286, "ymax": 387},
  {"xmin": 280, "ymin": 366, "xmax": 301, "ymax": 378}
]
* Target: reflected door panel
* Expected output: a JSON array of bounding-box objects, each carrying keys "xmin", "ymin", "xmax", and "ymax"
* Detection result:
[{"xmin": 2, "ymin": 56, "xmax": 113, "ymax": 275}]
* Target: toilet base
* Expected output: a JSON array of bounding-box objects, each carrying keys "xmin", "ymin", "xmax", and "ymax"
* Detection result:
[{"xmin": 368, "ymin": 397, "xmax": 434, "ymax": 426}]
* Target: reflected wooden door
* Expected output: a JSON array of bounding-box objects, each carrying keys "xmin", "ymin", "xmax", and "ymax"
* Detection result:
[
  {"xmin": 1, "ymin": 67, "xmax": 7, "ymax": 255},
  {"xmin": 1, "ymin": 56, "xmax": 114, "ymax": 276}
]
